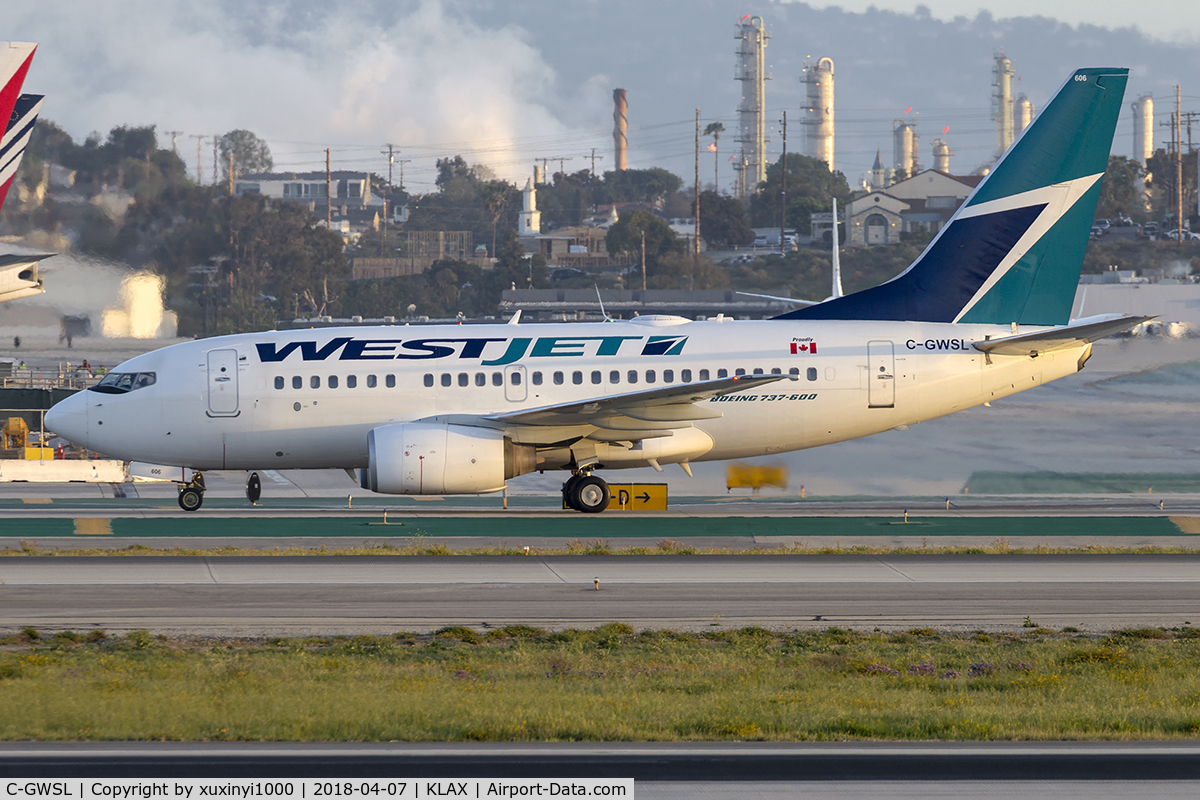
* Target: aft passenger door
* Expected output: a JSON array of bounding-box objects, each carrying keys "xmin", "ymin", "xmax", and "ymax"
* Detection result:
[
  {"xmin": 867, "ymin": 340, "xmax": 895, "ymax": 409},
  {"xmin": 207, "ymin": 348, "xmax": 240, "ymax": 417},
  {"xmin": 504, "ymin": 365, "xmax": 527, "ymax": 402}
]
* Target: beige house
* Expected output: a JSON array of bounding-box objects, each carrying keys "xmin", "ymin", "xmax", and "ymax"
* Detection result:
[{"xmin": 845, "ymin": 169, "xmax": 983, "ymax": 245}]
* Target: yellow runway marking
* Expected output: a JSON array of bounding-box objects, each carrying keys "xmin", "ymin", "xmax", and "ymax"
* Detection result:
[{"xmin": 74, "ymin": 519, "xmax": 113, "ymax": 535}]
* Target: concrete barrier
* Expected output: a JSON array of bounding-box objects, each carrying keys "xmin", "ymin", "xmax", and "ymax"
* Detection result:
[{"xmin": 0, "ymin": 459, "xmax": 127, "ymax": 483}]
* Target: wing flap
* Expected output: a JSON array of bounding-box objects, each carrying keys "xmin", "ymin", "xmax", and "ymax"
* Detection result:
[{"xmin": 973, "ymin": 314, "xmax": 1153, "ymax": 356}]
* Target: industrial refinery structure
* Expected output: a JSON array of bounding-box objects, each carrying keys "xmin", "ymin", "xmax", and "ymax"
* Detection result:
[
  {"xmin": 802, "ymin": 57, "xmax": 835, "ymax": 172},
  {"xmin": 734, "ymin": 15, "xmax": 770, "ymax": 194}
]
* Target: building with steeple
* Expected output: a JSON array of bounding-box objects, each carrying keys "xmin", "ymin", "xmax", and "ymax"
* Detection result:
[
  {"xmin": 871, "ymin": 149, "xmax": 886, "ymax": 190},
  {"xmin": 518, "ymin": 177, "xmax": 541, "ymax": 237}
]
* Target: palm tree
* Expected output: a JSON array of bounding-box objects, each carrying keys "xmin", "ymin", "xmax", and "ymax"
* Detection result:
[{"xmin": 703, "ymin": 122, "xmax": 725, "ymax": 193}]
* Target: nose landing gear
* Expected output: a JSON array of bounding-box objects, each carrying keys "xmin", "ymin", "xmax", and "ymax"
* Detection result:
[
  {"xmin": 562, "ymin": 471, "xmax": 610, "ymax": 513},
  {"xmin": 246, "ymin": 472, "xmax": 262, "ymax": 504},
  {"xmin": 177, "ymin": 471, "xmax": 206, "ymax": 512}
]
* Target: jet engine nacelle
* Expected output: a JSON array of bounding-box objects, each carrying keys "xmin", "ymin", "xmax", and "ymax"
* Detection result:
[{"xmin": 362, "ymin": 422, "xmax": 535, "ymax": 495}]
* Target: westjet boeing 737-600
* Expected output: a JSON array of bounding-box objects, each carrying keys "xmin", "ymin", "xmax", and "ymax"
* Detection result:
[{"xmin": 46, "ymin": 67, "xmax": 1148, "ymax": 512}]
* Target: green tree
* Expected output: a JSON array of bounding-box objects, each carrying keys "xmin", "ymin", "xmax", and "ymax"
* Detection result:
[
  {"xmin": 605, "ymin": 210, "xmax": 684, "ymax": 270},
  {"xmin": 749, "ymin": 154, "xmax": 852, "ymax": 228},
  {"xmin": 698, "ymin": 190, "xmax": 753, "ymax": 246},
  {"xmin": 596, "ymin": 168, "xmax": 683, "ymax": 205},
  {"xmin": 218, "ymin": 130, "xmax": 274, "ymax": 182},
  {"xmin": 1095, "ymin": 155, "xmax": 1144, "ymax": 221}
]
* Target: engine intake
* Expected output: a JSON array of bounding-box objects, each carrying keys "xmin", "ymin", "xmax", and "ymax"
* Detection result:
[{"xmin": 361, "ymin": 422, "xmax": 535, "ymax": 495}]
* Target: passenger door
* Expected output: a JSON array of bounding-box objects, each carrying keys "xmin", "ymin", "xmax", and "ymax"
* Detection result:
[
  {"xmin": 867, "ymin": 340, "xmax": 895, "ymax": 409},
  {"xmin": 206, "ymin": 349, "xmax": 240, "ymax": 416}
]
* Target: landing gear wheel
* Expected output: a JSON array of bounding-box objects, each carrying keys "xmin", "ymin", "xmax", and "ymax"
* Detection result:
[
  {"xmin": 246, "ymin": 472, "xmax": 262, "ymax": 504},
  {"xmin": 562, "ymin": 474, "xmax": 583, "ymax": 510},
  {"xmin": 178, "ymin": 488, "xmax": 203, "ymax": 512},
  {"xmin": 570, "ymin": 475, "xmax": 610, "ymax": 513}
]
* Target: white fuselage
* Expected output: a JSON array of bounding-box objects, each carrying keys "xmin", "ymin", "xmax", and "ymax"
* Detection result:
[{"xmin": 46, "ymin": 316, "xmax": 1086, "ymax": 479}]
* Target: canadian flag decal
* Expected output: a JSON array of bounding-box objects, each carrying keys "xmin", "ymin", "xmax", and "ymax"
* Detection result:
[{"xmin": 790, "ymin": 341, "xmax": 817, "ymax": 354}]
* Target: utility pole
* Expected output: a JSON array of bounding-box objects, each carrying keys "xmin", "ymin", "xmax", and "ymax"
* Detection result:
[
  {"xmin": 165, "ymin": 130, "xmax": 182, "ymax": 155},
  {"xmin": 326, "ymin": 148, "xmax": 332, "ymax": 230},
  {"xmin": 694, "ymin": 108, "xmax": 701, "ymax": 258},
  {"xmin": 189, "ymin": 135, "xmax": 205, "ymax": 184},
  {"xmin": 1178, "ymin": 86, "xmax": 1184, "ymax": 242},
  {"xmin": 397, "ymin": 159, "xmax": 411, "ymax": 191},
  {"xmin": 780, "ymin": 110, "xmax": 787, "ymax": 254},
  {"xmin": 558, "ymin": 156, "xmax": 573, "ymax": 181},
  {"xmin": 640, "ymin": 230, "xmax": 647, "ymax": 291},
  {"xmin": 588, "ymin": 148, "xmax": 604, "ymax": 179},
  {"xmin": 383, "ymin": 144, "xmax": 396, "ymax": 257},
  {"xmin": 212, "ymin": 136, "xmax": 219, "ymax": 185},
  {"xmin": 227, "ymin": 153, "xmax": 234, "ymax": 196}
]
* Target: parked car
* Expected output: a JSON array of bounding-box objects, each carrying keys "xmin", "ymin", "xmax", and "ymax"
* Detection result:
[
  {"xmin": 1093, "ymin": 218, "xmax": 1111, "ymax": 230},
  {"xmin": 1163, "ymin": 228, "xmax": 1200, "ymax": 241},
  {"xmin": 1143, "ymin": 221, "xmax": 1160, "ymax": 236}
]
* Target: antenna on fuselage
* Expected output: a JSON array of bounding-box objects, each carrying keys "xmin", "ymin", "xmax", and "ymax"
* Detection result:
[{"xmin": 595, "ymin": 284, "xmax": 613, "ymax": 322}]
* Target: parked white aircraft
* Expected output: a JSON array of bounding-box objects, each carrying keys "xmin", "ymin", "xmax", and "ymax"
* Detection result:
[{"xmin": 47, "ymin": 67, "xmax": 1145, "ymax": 512}]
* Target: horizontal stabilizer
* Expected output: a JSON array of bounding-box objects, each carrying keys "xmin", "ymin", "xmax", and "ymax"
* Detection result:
[{"xmin": 973, "ymin": 314, "xmax": 1152, "ymax": 356}]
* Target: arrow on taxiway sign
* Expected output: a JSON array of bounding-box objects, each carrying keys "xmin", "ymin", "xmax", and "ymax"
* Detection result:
[{"xmin": 637, "ymin": 493, "xmax": 651, "ymax": 503}]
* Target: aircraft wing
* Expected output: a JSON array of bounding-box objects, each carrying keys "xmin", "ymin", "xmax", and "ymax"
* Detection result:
[
  {"xmin": 466, "ymin": 374, "xmax": 791, "ymax": 444},
  {"xmin": 973, "ymin": 314, "xmax": 1153, "ymax": 356}
]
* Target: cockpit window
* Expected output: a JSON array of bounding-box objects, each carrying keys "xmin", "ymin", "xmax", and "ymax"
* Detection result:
[{"xmin": 90, "ymin": 372, "xmax": 156, "ymax": 394}]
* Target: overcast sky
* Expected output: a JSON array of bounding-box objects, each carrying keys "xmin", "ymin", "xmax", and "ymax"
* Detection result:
[{"xmin": 9, "ymin": 1, "xmax": 1199, "ymax": 194}]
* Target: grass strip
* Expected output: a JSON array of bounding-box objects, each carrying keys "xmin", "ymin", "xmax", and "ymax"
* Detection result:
[{"xmin": 3, "ymin": 625, "xmax": 1200, "ymax": 741}]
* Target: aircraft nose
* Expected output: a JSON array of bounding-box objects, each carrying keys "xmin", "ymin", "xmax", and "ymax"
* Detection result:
[{"xmin": 45, "ymin": 391, "xmax": 88, "ymax": 446}]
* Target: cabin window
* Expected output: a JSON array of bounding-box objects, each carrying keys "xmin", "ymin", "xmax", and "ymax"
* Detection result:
[
  {"xmin": 458, "ymin": 373, "xmax": 468, "ymax": 387},
  {"xmin": 532, "ymin": 371, "xmax": 543, "ymax": 386},
  {"xmin": 347, "ymin": 375, "xmax": 358, "ymax": 388},
  {"xmin": 807, "ymin": 367, "xmax": 818, "ymax": 381},
  {"xmin": 717, "ymin": 369, "xmax": 728, "ymax": 378},
  {"xmin": 771, "ymin": 367, "xmax": 781, "ymax": 375},
  {"xmin": 328, "ymin": 375, "xmax": 339, "ymax": 389},
  {"xmin": 274, "ymin": 376, "xmax": 284, "ymax": 390},
  {"xmin": 627, "ymin": 370, "xmax": 638, "ymax": 384},
  {"xmin": 682, "ymin": 369, "xmax": 692, "ymax": 382},
  {"xmin": 292, "ymin": 376, "xmax": 302, "ymax": 389},
  {"xmin": 310, "ymin": 375, "xmax": 321, "ymax": 389},
  {"xmin": 610, "ymin": 370, "xmax": 620, "ymax": 384},
  {"xmin": 591, "ymin": 370, "xmax": 601, "ymax": 385},
  {"xmin": 753, "ymin": 368, "xmax": 764, "ymax": 375},
  {"xmin": 424, "ymin": 374, "xmax": 434, "ymax": 387},
  {"xmin": 511, "ymin": 371, "xmax": 522, "ymax": 386},
  {"xmin": 475, "ymin": 373, "xmax": 486, "ymax": 387},
  {"xmin": 440, "ymin": 374, "xmax": 451, "ymax": 388},
  {"xmin": 386, "ymin": 374, "xmax": 396, "ymax": 388},
  {"xmin": 489, "ymin": 372, "xmax": 500, "ymax": 386},
  {"xmin": 553, "ymin": 371, "xmax": 564, "ymax": 385},
  {"xmin": 825, "ymin": 367, "xmax": 836, "ymax": 381},
  {"xmin": 789, "ymin": 367, "xmax": 800, "ymax": 377},
  {"xmin": 699, "ymin": 369, "xmax": 710, "ymax": 380},
  {"xmin": 572, "ymin": 371, "xmax": 583, "ymax": 385},
  {"xmin": 735, "ymin": 369, "xmax": 746, "ymax": 376},
  {"xmin": 663, "ymin": 369, "xmax": 675, "ymax": 383},
  {"xmin": 367, "ymin": 374, "xmax": 377, "ymax": 388},
  {"xmin": 645, "ymin": 369, "xmax": 656, "ymax": 384}
]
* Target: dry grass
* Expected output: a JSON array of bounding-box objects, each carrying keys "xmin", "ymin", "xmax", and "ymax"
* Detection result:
[{"xmin": 3, "ymin": 625, "xmax": 1200, "ymax": 741}]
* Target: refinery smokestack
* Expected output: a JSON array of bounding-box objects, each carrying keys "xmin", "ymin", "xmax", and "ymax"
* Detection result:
[
  {"xmin": 931, "ymin": 138, "xmax": 952, "ymax": 173},
  {"xmin": 613, "ymin": 88, "xmax": 628, "ymax": 171},
  {"xmin": 1131, "ymin": 93, "xmax": 1154, "ymax": 166},
  {"xmin": 993, "ymin": 53, "xmax": 1015, "ymax": 156},
  {"xmin": 893, "ymin": 120, "xmax": 919, "ymax": 178},
  {"xmin": 1015, "ymin": 93, "xmax": 1033, "ymax": 135},
  {"xmin": 803, "ymin": 57, "xmax": 835, "ymax": 172},
  {"xmin": 735, "ymin": 15, "xmax": 770, "ymax": 191}
]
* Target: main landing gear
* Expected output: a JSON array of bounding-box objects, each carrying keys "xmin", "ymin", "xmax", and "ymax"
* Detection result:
[
  {"xmin": 246, "ymin": 472, "xmax": 262, "ymax": 504},
  {"xmin": 177, "ymin": 471, "xmax": 206, "ymax": 512},
  {"xmin": 562, "ymin": 471, "xmax": 610, "ymax": 513}
]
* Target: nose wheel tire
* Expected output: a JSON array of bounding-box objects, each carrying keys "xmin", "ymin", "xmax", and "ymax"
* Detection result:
[
  {"xmin": 246, "ymin": 472, "xmax": 262, "ymax": 504},
  {"xmin": 178, "ymin": 487, "xmax": 204, "ymax": 512},
  {"xmin": 569, "ymin": 475, "xmax": 610, "ymax": 513}
]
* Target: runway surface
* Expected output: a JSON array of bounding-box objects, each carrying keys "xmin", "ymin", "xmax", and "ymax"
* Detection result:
[
  {"xmin": 3, "ymin": 554, "xmax": 1199, "ymax": 634},
  {"xmin": 2, "ymin": 742, "xmax": 1200, "ymax": 787}
]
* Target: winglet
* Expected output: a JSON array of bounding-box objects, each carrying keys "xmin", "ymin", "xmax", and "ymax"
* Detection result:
[{"xmin": 507, "ymin": 309, "xmax": 522, "ymax": 326}]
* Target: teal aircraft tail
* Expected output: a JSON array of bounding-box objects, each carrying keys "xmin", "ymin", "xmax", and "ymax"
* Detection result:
[{"xmin": 778, "ymin": 67, "xmax": 1129, "ymax": 325}]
